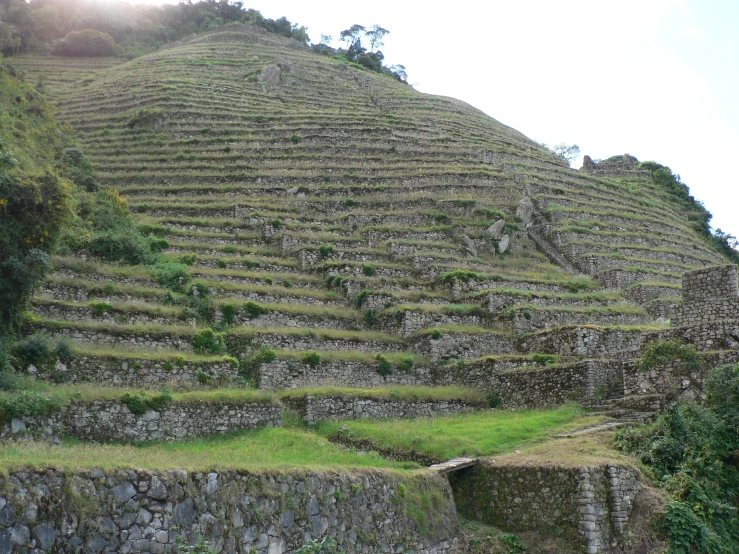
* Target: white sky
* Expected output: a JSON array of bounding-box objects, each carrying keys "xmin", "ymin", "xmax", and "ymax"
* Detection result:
[{"xmin": 119, "ymin": 0, "xmax": 739, "ymax": 239}]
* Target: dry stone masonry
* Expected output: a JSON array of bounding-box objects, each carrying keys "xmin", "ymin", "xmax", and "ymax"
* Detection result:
[{"xmin": 0, "ymin": 468, "xmax": 460, "ymax": 553}]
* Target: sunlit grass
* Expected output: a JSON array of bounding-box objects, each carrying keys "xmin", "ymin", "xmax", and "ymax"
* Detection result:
[{"xmin": 314, "ymin": 405, "xmax": 603, "ymax": 461}]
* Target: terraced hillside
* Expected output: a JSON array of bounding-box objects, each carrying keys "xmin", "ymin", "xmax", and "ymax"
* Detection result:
[
  {"xmin": 5, "ymin": 23, "xmax": 739, "ymax": 552},
  {"xmin": 13, "ymin": 23, "xmax": 733, "ymax": 410}
]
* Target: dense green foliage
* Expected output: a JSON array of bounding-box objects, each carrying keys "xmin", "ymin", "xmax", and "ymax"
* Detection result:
[
  {"xmin": 617, "ymin": 363, "xmax": 739, "ymax": 553},
  {"xmin": 636, "ymin": 160, "xmax": 739, "ymax": 264},
  {"xmin": 0, "ymin": 0, "xmax": 308, "ymax": 57},
  {"xmin": 0, "ymin": 58, "xmax": 71, "ymax": 333},
  {"xmin": 311, "ymin": 24, "xmax": 407, "ymax": 81},
  {"xmin": 639, "ymin": 339, "xmax": 702, "ymax": 373},
  {"xmin": 52, "ymin": 28, "xmax": 121, "ymax": 57}
]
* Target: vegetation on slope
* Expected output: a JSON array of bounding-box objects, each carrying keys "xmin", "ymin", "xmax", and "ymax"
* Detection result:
[
  {"xmin": 0, "ymin": 0, "xmax": 308, "ymax": 56},
  {"xmin": 617, "ymin": 363, "xmax": 739, "ymax": 553},
  {"xmin": 1, "ymin": 0, "xmax": 407, "ymax": 79},
  {"xmin": 600, "ymin": 154, "xmax": 739, "ymax": 265}
]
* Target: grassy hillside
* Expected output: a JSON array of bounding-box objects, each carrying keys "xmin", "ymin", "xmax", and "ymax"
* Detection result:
[{"xmin": 1, "ymin": 23, "xmax": 737, "ymax": 553}]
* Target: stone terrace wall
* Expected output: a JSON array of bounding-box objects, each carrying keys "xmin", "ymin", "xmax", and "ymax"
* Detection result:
[
  {"xmin": 519, "ymin": 326, "xmax": 646, "ymax": 358},
  {"xmin": 284, "ymin": 395, "xmax": 484, "ymax": 425},
  {"xmin": 0, "ymin": 468, "xmax": 460, "ymax": 553},
  {"xmin": 1, "ymin": 400, "xmax": 281, "ymax": 443},
  {"xmin": 682, "ymin": 265, "xmax": 738, "ymax": 302},
  {"xmin": 579, "ymin": 154, "xmax": 652, "ymax": 180},
  {"xmin": 671, "ymin": 265, "xmax": 739, "ymax": 328},
  {"xmin": 450, "ymin": 461, "xmax": 641, "ymax": 554},
  {"xmin": 258, "ymin": 359, "xmax": 433, "ymax": 390},
  {"xmin": 623, "ymin": 351, "xmax": 739, "ymax": 399},
  {"xmin": 33, "ymin": 356, "xmax": 239, "ymax": 387},
  {"xmin": 492, "ymin": 360, "xmax": 622, "ymax": 408}
]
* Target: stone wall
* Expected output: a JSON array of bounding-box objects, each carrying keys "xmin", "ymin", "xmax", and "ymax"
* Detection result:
[
  {"xmin": 32, "ymin": 355, "xmax": 238, "ymax": 387},
  {"xmin": 284, "ymin": 395, "xmax": 484, "ymax": 425},
  {"xmin": 681, "ymin": 264, "xmax": 738, "ymax": 302},
  {"xmin": 492, "ymin": 360, "xmax": 622, "ymax": 408},
  {"xmin": 671, "ymin": 265, "xmax": 739, "ymax": 328},
  {"xmin": 415, "ymin": 333, "xmax": 516, "ymax": 363},
  {"xmin": 1, "ymin": 400, "xmax": 282, "ymax": 443},
  {"xmin": 508, "ymin": 307, "xmax": 647, "ymax": 333},
  {"xmin": 579, "ymin": 154, "xmax": 652, "ymax": 180},
  {"xmin": 519, "ymin": 326, "xmax": 646, "ymax": 358},
  {"xmin": 623, "ymin": 351, "xmax": 739, "ymax": 399},
  {"xmin": 257, "ymin": 358, "xmax": 432, "ymax": 390},
  {"xmin": 450, "ymin": 461, "xmax": 641, "ymax": 554},
  {"xmin": 0, "ymin": 468, "xmax": 460, "ymax": 553}
]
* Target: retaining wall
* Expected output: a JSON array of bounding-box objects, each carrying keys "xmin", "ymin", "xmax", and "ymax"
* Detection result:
[
  {"xmin": 0, "ymin": 468, "xmax": 460, "ymax": 553},
  {"xmin": 1, "ymin": 400, "xmax": 281, "ymax": 443},
  {"xmin": 450, "ymin": 460, "xmax": 641, "ymax": 554}
]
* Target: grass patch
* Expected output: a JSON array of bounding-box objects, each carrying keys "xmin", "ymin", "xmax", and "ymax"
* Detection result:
[
  {"xmin": 0, "ymin": 428, "xmax": 417, "ymax": 471},
  {"xmin": 314, "ymin": 405, "xmax": 600, "ymax": 460}
]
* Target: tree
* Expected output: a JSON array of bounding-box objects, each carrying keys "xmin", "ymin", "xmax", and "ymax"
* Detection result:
[
  {"xmin": 365, "ymin": 24, "xmax": 388, "ymax": 53},
  {"xmin": 0, "ymin": 170, "xmax": 71, "ymax": 333},
  {"xmin": 542, "ymin": 142, "xmax": 580, "ymax": 166},
  {"xmin": 53, "ymin": 29, "xmax": 121, "ymax": 57},
  {"xmin": 339, "ymin": 24, "xmax": 365, "ymax": 49}
]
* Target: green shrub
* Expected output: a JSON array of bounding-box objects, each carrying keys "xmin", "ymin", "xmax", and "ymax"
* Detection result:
[
  {"xmin": 344, "ymin": 199, "xmax": 356, "ymax": 207},
  {"xmin": 13, "ymin": 333, "xmax": 52, "ymax": 368},
  {"xmin": 223, "ymin": 246, "xmax": 237, "ymax": 254},
  {"xmin": 244, "ymin": 301, "xmax": 266, "ymax": 319},
  {"xmin": 191, "ymin": 328, "xmax": 225, "ymax": 354},
  {"xmin": 639, "ymin": 339, "xmax": 701, "ymax": 372},
  {"xmin": 149, "ymin": 237, "xmax": 169, "ymax": 253},
  {"xmin": 319, "ymin": 244, "xmax": 334, "ymax": 258},
  {"xmin": 90, "ymin": 301, "xmax": 112, "ymax": 317},
  {"xmin": 121, "ymin": 389, "xmax": 172, "ymax": 416},
  {"xmin": 289, "ymin": 134, "xmax": 301, "ymax": 144},
  {"xmin": 487, "ymin": 392, "xmax": 501, "ymax": 409},
  {"xmin": 88, "ymin": 231, "xmax": 156, "ymax": 265},
  {"xmin": 174, "ymin": 355, "xmax": 185, "ymax": 367},
  {"xmin": 363, "ymin": 309, "xmax": 377, "ymax": 327},
  {"xmin": 55, "ymin": 338, "xmax": 75, "ymax": 364},
  {"xmin": 302, "ymin": 351, "xmax": 321, "ymax": 368},
  {"xmin": 217, "ymin": 259, "xmax": 228, "ymax": 269},
  {"xmin": 354, "ymin": 289, "xmax": 371, "ymax": 308},
  {"xmin": 362, "ymin": 264, "xmax": 375, "ymax": 276},
  {"xmin": 376, "ymin": 354, "xmax": 392, "ymax": 377},
  {"xmin": 179, "ymin": 254, "xmax": 197, "ymax": 266},
  {"xmin": 151, "ymin": 260, "xmax": 191, "ymax": 292},
  {"xmin": 239, "ymin": 345, "xmax": 277, "ymax": 380},
  {"xmin": 264, "ymin": 277, "xmax": 273, "ymax": 285},
  {"xmin": 431, "ymin": 329, "xmax": 442, "ymax": 340},
  {"xmin": 0, "ymin": 391, "xmax": 63, "ymax": 422},
  {"xmin": 53, "ymin": 29, "xmax": 121, "ymax": 57},
  {"xmin": 397, "ymin": 356, "xmax": 414, "ymax": 371},
  {"xmin": 283, "ymin": 280, "xmax": 293, "ymax": 288},
  {"xmin": 221, "ymin": 303, "xmax": 238, "ymax": 325},
  {"xmin": 126, "ymin": 107, "xmax": 167, "ymax": 129},
  {"xmin": 499, "ymin": 533, "xmax": 527, "ymax": 553},
  {"xmin": 295, "ymin": 536, "xmax": 343, "ymax": 554},
  {"xmin": 196, "ymin": 371, "xmax": 213, "ymax": 385},
  {"xmin": 532, "ymin": 354, "xmax": 558, "ymax": 366}
]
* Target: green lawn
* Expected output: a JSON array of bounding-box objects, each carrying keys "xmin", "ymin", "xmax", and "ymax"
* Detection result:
[
  {"xmin": 314, "ymin": 404, "xmax": 601, "ymax": 461},
  {"xmin": 0, "ymin": 427, "xmax": 417, "ymax": 472},
  {"xmin": 0, "ymin": 405, "xmax": 601, "ymax": 472}
]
